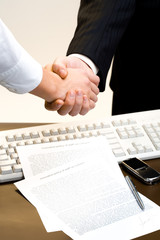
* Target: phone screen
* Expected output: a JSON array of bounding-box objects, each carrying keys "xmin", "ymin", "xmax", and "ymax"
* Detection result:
[{"xmin": 124, "ymin": 158, "xmax": 147, "ymax": 170}]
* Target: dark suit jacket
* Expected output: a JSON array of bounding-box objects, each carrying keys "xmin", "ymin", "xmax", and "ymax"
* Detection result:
[{"xmin": 67, "ymin": 0, "xmax": 160, "ymax": 98}]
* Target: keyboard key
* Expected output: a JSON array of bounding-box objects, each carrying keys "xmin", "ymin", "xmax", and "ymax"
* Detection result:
[
  {"xmin": 135, "ymin": 129, "xmax": 144, "ymax": 137},
  {"xmin": 42, "ymin": 130, "xmax": 51, "ymax": 137},
  {"xmin": 154, "ymin": 143, "xmax": 160, "ymax": 150},
  {"xmin": 154, "ymin": 126, "xmax": 160, "ymax": 132},
  {"xmin": 17, "ymin": 142, "xmax": 25, "ymax": 146},
  {"xmin": 0, "ymin": 166, "xmax": 13, "ymax": 174},
  {"xmin": 77, "ymin": 125, "xmax": 87, "ymax": 132},
  {"xmin": 13, "ymin": 164, "xmax": 22, "ymax": 173},
  {"xmin": 6, "ymin": 148, "xmax": 15, "ymax": 155},
  {"xmin": 135, "ymin": 145, "xmax": 145, "ymax": 153},
  {"xmin": 33, "ymin": 139, "xmax": 42, "ymax": 144},
  {"xmin": 22, "ymin": 133, "xmax": 31, "ymax": 139},
  {"xmin": 90, "ymin": 131, "xmax": 98, "ymax": 137},
  {"xmin": 144, "ymin": 145, "xmax": 153, "ymax": 152},
  {"xmin": 8, "ymin": 143, "xmax": 17, "ymax": 148},
  {"xmin": 128, "ymin": 119, "xmax": 136, "ymax": 124},
  {"xmin": 98, "ymin": 129, "xmax": 113, "ymax": 136},
  {"xmin": 112, "ymin": 149, "xmax": 126, "ymax": 157},
  {"xmin": 117, "ymin": 130, "xmax": 128, "ymax": 139},
  {"xmin": 149, "ymin": 132, "xmax": 157, "ymax": 139},
  {"xmin": 57, "ymin": 136, "xmax": 66, "ymax": 141},
  {"xmin": 14, "ymin": 134, "xmax": 23, "ymax": 141},
  {"xmin": 50, "ymin": 128, "xmax": 59, "ymax": 135},
  {"xmin": 6, "ymin": 135, "xmax": 14, "ymax": 142},
  {"xmin": 41, "ymin": 138, "xmax": 50, "ymax": 143},
  {"xmin": 152, "ymin": 123, "xmax": 159, "ymax": 128},
  {"xmin": 10, "ymin": 153, "xmax": 18, "ymax": 160},
  {"xmin": 66, "ymin": 127, "xmax": 75, "ymax": 133},
  {"xmin": 152, "ymin": 137, "xmax": 160, "ymax": 143},
  {"xmin": 108, "ymin": 139, "xmax": 119, "ymax": 145},
  {"xmin": 66, "ymin": 135, "xmax": 74, "ymax": 140},
  {"xmin": 112, "ymin": 120, "xmax": 121, "ymax": 127},
  {"xmin": 127, "ymin": 130, "xmax": 136, "ymax": 138},
  {"xmin": 121, "ymin": 119, "xmax": 129, "ymax": 125},
  {"xmin": 49, "ymin": 137, "xmax": 58, "ymax": 142},
  {"xmin": 127, "ymin": 147, "xmax": 137, "ymax": 155},
  {"xmin": 58, "ymin": 127, "xmax": 67, "ymax": 134},
  {"xmin": 101, "ymin": 122, "xmax": 110, "ymax": 128},
  {"xmin": 94, "ymin": 123, "xmax": 102, "ymax": 129},
  {"xmin": 0, "ymin": 144, "xmax": 8, "ymax": 150},
  {"xmin": 30, "ymin": 131, "xmax": 40, "ymax": 138},
  {"xmin": 0, "ymin": 149, "xmax": 6, "ymax": 155},
  {"xmin": 25, "ymin": 140, "xmax": 34, "ymax": 145},
  {"xmin": 106, "ymin": 134, "xmax": 117, "ymax": 140},
  {"xmin": 74, "ymin": 133, "xmax": 82, "ymax": 139},
  {"xmin": 82, "ymin": 132, "xmax": 90, "ymax": 138},
  {"xmin": 86, "ymin": 124, "xmax": 94, "ymax": 130},
  {"xmin": 16, "ymin": 158, "xmax": 21, "ymax": 164},
  {"xmin": 111, "ymin": 143, "xmax": 121, "ymax": 150},
  {"xmin": 0, "ymin": 159, "xmax": 16, "ymax": 167},
  {"xmin": 0, "ymin": 155, "xmax": 9, "ymax": 161}
]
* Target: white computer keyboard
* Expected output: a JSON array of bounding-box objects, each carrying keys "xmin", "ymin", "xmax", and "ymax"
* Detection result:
[{"xmin": 1, "ymin": 109, "xmax": 160, "ymax": 183}]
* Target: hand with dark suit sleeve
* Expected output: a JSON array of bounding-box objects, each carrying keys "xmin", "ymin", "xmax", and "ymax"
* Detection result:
[
  {"xmin": 52, "ymin": 0, "xmax": 160, "ymax": 115},
  {"xmin": 50, "ymin": 0, "xmax": 135, "ymax": 114}
]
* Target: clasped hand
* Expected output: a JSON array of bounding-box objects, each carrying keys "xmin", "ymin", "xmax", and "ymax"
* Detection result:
[{"xmin": 44, "ymin": 56, "xmax": 100, "ymax": 116}]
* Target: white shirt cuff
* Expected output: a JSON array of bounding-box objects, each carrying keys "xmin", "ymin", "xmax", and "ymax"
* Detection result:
[{"xmin": 69, "ymin": 54, "xmax": 99, "ymax": 75}]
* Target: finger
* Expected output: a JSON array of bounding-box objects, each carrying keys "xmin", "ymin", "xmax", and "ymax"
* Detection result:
[
  {"xmin": 89, "ymin": 91, "xmax": 98, "ymax": 103},
  {"xmin": 69, "ymin": 90, "xmax": 83, "ymax": 116},
  {"xmin": 89, "ymin": 82, "xmax": 99, "ymax": 103},
  {"xmin": 58, "ymin": 90, "xmax": 76, "ymax": 115},
  {"xmin": 89, "ymin": 100, "xmax": 96, "ymax": 110},
  {"xmin": 52, "ymin": 57, "xmax": 68, "ymax": 79},
  {"xmin": 45, "ymin": 100, "xmax": 64, "ymax": 111},
  {"xmin": 91, "ymin": 82, "xmax": 100, "ymax": 95},
  {"xmin": 87, "ymin": 70, "xmax": 100, "ymax": 86},
  {"xmin": 79, "ymin": 95, "xmax": 90, "ymax": 115},
  {"xmin": 43, "ymin": 64, "xmax": 53, "ymax": 71},
  {"xmin": 45, "ymin": 99, "xmax": 64, "ymax": 111}
]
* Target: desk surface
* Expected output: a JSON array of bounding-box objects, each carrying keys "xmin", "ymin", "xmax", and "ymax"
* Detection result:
[{"xmin": 0, "ymin": 123, "xmax": 160, "ymax": 240}]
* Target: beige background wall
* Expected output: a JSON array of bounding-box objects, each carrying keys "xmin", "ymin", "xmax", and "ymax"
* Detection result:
[{"xmin": 0, "ymin": 0, "xmax": 113, "ymax": 123}]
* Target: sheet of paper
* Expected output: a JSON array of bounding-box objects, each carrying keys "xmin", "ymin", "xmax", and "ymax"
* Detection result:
[
  {"xmin": 17, "ymin": 137, "xmax": 122, "ymax": 180},
  {"xmin": 15, "ymin": 138, "xmax": 160, "ymax": 240},
  {"xmin": 17, "ymin": 136, "xmax": 120, "ymax": 232}
]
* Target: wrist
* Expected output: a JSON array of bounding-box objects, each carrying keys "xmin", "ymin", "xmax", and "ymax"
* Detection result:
[{"xmin": 30, "ymin": 68, "xmax": 57, "ymax": 102}]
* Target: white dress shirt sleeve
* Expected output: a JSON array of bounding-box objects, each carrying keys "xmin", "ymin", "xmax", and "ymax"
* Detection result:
[{"xmin": 0, "ymin": 19, "xmax": 42, "ymax": 94}]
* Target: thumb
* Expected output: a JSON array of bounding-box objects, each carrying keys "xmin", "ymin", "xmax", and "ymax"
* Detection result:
[
  {"xmin": 45, "ymin": 99, "xmax": 64, "ymax": 111},
  {"xmin": 52, "ymin": 57, "xmax": 68, "ymax": 79}
]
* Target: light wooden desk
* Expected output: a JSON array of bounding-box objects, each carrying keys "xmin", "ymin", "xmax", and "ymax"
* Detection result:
[{"xmin": 0, "ymin": 123, "xmax": 160, "ymax": 240}]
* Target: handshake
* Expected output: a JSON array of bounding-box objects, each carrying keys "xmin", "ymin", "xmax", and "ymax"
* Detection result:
[{"xmin": 30, "ymin": 56, "xmax": 100, "ymax": 116}]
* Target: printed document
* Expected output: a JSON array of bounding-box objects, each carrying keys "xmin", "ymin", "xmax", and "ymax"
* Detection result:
[{"xmin": 15, "ymin": 137, "xmax": 160, "ymax": 240}]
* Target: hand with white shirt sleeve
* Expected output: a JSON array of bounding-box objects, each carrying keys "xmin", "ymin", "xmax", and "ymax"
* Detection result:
[{"xmin": 46, "ymin": 55, "xmax": 100, "ymax": 116}]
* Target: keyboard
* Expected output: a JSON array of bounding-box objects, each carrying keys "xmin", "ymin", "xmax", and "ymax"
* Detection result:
[{"xmin": 1, "ymin": 109, "xmax": 160, "ymax": 183}]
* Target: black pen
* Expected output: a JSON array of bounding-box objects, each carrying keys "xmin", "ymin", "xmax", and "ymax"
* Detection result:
[{"xmin": 125, "ymin": 175, "xmax": 145, "ymax": 211}]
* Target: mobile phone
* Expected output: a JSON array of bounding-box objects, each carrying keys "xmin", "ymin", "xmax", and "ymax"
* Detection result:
[{"xmin": 121, "ymin": 158, "xmax": 160, "ymax": 184}]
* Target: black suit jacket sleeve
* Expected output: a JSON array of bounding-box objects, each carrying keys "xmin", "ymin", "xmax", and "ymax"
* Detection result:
[{"xmin": 67, "ymin": 0, "xmax": 135, "ymax": 91}]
